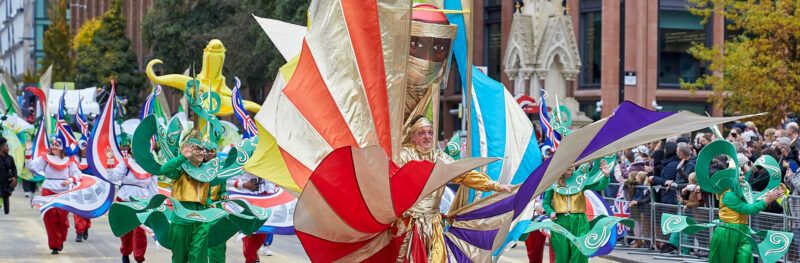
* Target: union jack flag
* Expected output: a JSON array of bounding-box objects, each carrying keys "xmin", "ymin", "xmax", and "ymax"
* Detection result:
[
  {"xmin": 232, "ymin": 76, "xmax": 258, "ymax": 139},
  {"xmin": 75, "ymin": 96, "xmax": 89, "ymax": 138},
  {"xmin": 538, "ymin": 89, "xmax": 562, "ymax": 154},
  {"xmin": 612, "ymin": 199, "xmax": 630, "ymax": 218},
  {"xmin": 56, "ymin": 87, "xmax": 77, "ymax": 154},
  {"xmin": 139, "ymin": 85, "xmax": 161, "ymax": 150},
  {"xmin": 139, "ymin": 85, "xmax": 160, "ymax": 120}
]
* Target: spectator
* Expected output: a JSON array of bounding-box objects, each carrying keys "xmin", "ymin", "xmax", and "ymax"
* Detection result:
[
  {"xmin": 677, "ymin": 173, "xmax": 704, "ymax": 210},
  {"xmin": 654, "ymin": 142, "xmax": 695, "ymax": 205},
  {"xmin": 731, "ymin": 112, "xmax": 748, "ymax": 131},
  {"xmin": 627, "ymin": 171, "xmax": 652, "ymax": 249},
  {"xmin": 785, "ymin": 112, "xmax": 798, "ymax": 128},
  {"xmin": 764, "ymin": 128, "xmax": 777, "ymax": 146},
  {"xmin": 653, "ymin": 142, "xmax": 694, "ymax": 254}
]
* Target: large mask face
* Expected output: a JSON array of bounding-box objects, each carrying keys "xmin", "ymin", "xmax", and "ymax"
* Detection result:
[
  {"xmin": 407, "ymin": 4, "xmax": 457, "ymax": 87},
  {"xmin": 407, "ymin": 36, "xmax": 452, "ymax": 86}
]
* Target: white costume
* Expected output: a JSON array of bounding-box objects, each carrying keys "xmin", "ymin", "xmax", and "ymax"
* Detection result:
[
  {"xmin": 26, "ymin": 155, "xmax": 83, "ymax": 193},
  {"xmin": 107, "ymin": 158, "xmax": 158, "ymax": 201}
]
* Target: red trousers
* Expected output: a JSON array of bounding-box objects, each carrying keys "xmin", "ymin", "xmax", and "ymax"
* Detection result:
[
  {"xmin": 242, "ymin": 233, "xmax": 268, "ymax": 263},
  {"xmin": 525, "ymin": 231, "xmax": 555, "ymax": 263},
  {"xmin": 120, "ymin": 226, "xmax": 147, "ymax": 262},
  {"xmin": 42, "ymin": 189, "xmax": 69, "ymax": 250},
  {"xmin": 73, "ymin": 214, "xmax": 91, "ymax": 234}
]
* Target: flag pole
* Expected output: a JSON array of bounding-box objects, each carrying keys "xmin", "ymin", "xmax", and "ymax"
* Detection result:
[{"xmin": 464, "ymin": 0, "xmax": 473, "ymax": 157}]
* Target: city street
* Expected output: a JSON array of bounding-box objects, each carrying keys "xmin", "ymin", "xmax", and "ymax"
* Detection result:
[{"xmin": 0, "ymin": 189, "xmax": 588, "ymax": 263}]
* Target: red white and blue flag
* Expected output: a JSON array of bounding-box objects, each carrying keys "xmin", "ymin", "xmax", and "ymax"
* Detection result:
[
  {"xmin": 140, "ymin": 85, "xmax": 161, "ymax": 150},
  {"xmin": 86, "ymin": 80, "xmax": 123, "ymax": 184},
  {"xmin": 55, "ymin": 87, "xmax": 78, "ymax": 154},
  {"xmin": 232, "ymin": 76, "xmax": 258, "ymax": 139},
  {"xmin": 139, "ymin": 85, "xmax": 160, "ymax": 120},
  {"xmin": 75, "ymin": 96, "xmax": 90, "ymax": 138},
  {"xmin": 612, "ymin": 199, "xmax": 631, "ymax": 218},
  {"xmin": 538, "ymin": 89, "xmax": 562, "ymax": 156}
]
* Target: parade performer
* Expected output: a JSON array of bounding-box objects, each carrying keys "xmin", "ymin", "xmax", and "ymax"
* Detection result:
[
  {"xmin": 542, "ymin": 161, "xmax": 610, "ymax": 263},
  {"xmin": 109, "ymin": 72, "xmax": 268, "ymax": 263},
  {"xmin": 104, "ymin": 146, "xmax": 157, "ymax": 263},
  {"xmin": 72, "ymin": 141, "xmax": 91, "ymax": 243},
  {"xmin": 25, "ymin": 137, "xmax": 83, "ymax": 254},
  {"xmin": 661, "ymin": 140, "xmax": 792, "ymax": 263},
  {"xmin": 160, "ymin": 132, "xmax": 213, "ymax": 262},
  {"xmin": 228, "ymin": 172, "xmax": 277, "ymax": 263},
  {"xmin": 205, "ymin": 146, "xmax": 228, "ymax": 263},
  {"xmin": 395, "ymin": 115, "xmax": 512, "ymax": 262}
]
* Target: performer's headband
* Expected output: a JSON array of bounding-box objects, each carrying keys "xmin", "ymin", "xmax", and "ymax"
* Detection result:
[
  {"xmin": 411, "ymin": 21, "xmax": 457, "ymax": 39},
  {"xmin": 409, "ymin": 116, "xmax": 434, "ymax": 134}
]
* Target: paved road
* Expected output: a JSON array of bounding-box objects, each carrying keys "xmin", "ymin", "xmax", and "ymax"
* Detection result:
[{"xmin": 0, "ymin": 188, "xmax": 648, "ymax": 262}]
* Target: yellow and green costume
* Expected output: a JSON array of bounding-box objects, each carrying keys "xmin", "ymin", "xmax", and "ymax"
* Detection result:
[
  {"xmin": 542, "ymin": 158, "xmax": 611, "ymax": 263},
  {"xmin": 206, "ymin": 184, "xmax": 227, "ymax": 263},
  {"xmin": 661, "ymin": 140, "xmax": 793, "ymax": 263},
  {"xmin": 162, "ymin": 155, "xmax": 212, "ymax": 263},
  {"xmin": 108, "ymin": 74, "xmax": 268, "ymax": 263}
]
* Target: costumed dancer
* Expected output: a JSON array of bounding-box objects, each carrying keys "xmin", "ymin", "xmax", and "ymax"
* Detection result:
[
  {"xmin": 104, "ymin": 146, "xmax": 158, "ymax": 263},
  {"xmin": 542, "ymin": 160, "xmax": 611, "ymax": 263},
  {"xmin": 395, "ymin": 115, "xmax": 512, "ymax": 262},
  {"xmin": 72, "ymin": 140, "xmax": 91, "ymax": 242},
  {"xmin": 227, "ymin": 172, "xmax": 277, "ymax": 263},
  {"xmin": 25, "ymin": 138, "xmax": 83, "ymax": 254},
  {"xmin": 661, "ymin": 139, "xmax": 793, "ymax": 263},
  {"xmin": 161, "ymin": 132, "xmax": 212, "ymax": 263},
  {"xmin": 710, "ymin": 174, "xmax": 781, "ymax": 262},
  {"xmin": 205, "ymin": 146, "xmax": 228, "ymax": 263}
]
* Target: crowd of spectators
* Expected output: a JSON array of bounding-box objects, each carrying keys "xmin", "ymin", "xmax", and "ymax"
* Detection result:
[{"xmin": 605, "ymin": 112, "xmax": 800, "ymax": 256}]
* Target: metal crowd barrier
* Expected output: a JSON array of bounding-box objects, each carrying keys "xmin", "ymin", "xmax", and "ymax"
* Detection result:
[{"xmin": 599, "ymin": 182, "xmax": 800, "ymax": 263}]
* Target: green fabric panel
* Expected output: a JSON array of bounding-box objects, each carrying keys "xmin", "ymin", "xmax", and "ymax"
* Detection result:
[
  {"xmin": 525, "ymin": 215, "xmax": 634, "ymax": 256},
  {"xmin": 107, "ymin": 194, "xmax": 270, "ymax": 251},
  {"xmin": 660, "ymin": 213, "xmax": 794, "ymax": 263}
]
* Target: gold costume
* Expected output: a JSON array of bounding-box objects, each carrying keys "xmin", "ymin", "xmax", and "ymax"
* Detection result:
[
  {"xmin": 550, "ymin": 191, "xmax": 587, "ymax": 214},
  {"xmin": 717, "ymin": 190, "xmax": 749, "ymax": 224},
  {"xmin": 395, "ymin": 144, "xmax": 502, "ymax": 263},
  {"xmin": 171, "ymin": 172, "xmax": 210, "ymax": 206}
]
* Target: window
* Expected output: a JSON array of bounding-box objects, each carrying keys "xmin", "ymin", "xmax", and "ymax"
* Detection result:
[
  {"xmin": 658, "ymin": 10, "xmax": 709, "ymax": 87},
  {"xmin": 486, "ymin": 23, "xmax": 502, "ymax": 80},
  {"xmin": 579, "ymin": 11, "xmax": 601, "ymax": 86},
  {"xmin": 483, "ymin": 1, "xmax": 502, "ymax": 80},
  {"xmin": 657, "ymin": 102, "xmax": 708, "ymax": 115}
]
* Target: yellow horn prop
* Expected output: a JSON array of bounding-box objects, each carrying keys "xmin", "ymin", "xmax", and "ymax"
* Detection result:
[{"xmin": 145, "ymin": 39, "xmax": 261, "ymax": 116}]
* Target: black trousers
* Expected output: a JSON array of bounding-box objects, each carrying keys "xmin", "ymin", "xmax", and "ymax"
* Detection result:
[{"xmin": 22, "ymin": 179, "xmax": 37, "ymax": 193}]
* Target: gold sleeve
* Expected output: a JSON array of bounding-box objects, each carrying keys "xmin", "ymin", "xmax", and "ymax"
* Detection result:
[{"xmin": 451, "ymin": 170, "xmax": 502, "ymax": 192}]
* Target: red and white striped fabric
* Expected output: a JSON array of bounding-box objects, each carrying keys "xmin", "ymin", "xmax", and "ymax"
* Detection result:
[{"xmin": 249, "ymin": 0, "xmax": 413, "ymax": 192}]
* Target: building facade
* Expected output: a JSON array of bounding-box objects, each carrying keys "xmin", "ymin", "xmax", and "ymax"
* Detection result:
[
  {"xmin": 0, "ymin": 0, "xmax": 34, "ymax": 78},
  {"xmin": 441, "ymin": 0, "xmax": 725, "ymax": 137},
  {"xmin": 69, "ymin": 0, "xmax": 154, "ymax": 70}
]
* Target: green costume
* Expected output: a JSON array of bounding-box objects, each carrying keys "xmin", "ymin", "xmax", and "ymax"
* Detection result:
[
  {"xmin": 661, "ymin": 140, "xmax": 793, "ymax": 263},
  {"xmin": 709, "ymin": 189, "xmax": 766, "ymax": 263},
  {"xmin": 108, "ymin": 78, "xmax": 268, "ymax": 263},
  {"xmin": 206, "ymin": 184, "xmax": 227, "ymax": 263},
  {"xmin": 541, "ymin": 157, "xmax": 612, "ymax": 263}
]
